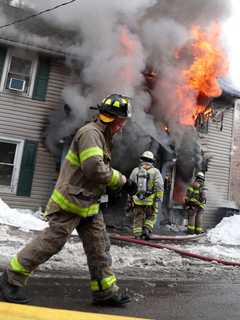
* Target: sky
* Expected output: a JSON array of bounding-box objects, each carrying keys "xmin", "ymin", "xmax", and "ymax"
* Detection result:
[{"xmin": 222, "ymin": 0, "xmax": 240, "ymax": 89}]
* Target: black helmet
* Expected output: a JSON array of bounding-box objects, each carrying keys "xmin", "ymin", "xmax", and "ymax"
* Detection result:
[{"xmin": 98, "ymin": 94, "xmax": 132, "ymax": 118}]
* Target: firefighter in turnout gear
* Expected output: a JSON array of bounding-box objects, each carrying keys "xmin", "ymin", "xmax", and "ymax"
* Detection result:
[
  {"xmin": 0, "ymin": 94, "xmax": 134, "ymax": 306},
  {"xmin": 128, "ymin": 151, "xmax": 164, "ymax": 240},
  {"xmin": 185, "ymin": 171, "xmax": 207, "ymax": 234}
]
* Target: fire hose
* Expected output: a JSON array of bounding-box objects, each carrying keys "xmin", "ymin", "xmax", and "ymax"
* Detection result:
[{"xmin": 110, "ymin": 234, "xmax": 240, "ymax": 267}]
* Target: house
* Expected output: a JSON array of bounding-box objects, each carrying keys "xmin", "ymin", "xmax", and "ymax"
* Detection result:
[
  {"xmin": 0, "ymin": 3, "xmax": 239, "ymax": 229},
  {"xmin": 0, "ymin": 3, "xmax": 69, "ymax": 210},
  {"xmin": 203, "ymin": 82, "xmax": 240, "ymax": 227}
]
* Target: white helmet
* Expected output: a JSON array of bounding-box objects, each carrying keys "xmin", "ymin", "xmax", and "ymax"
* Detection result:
[
  {"xmin": 140, "ymin": 151, "xmax": 155, "ymax": 162},
  {"xmin": 196, "ymin": 171, "xmax": 205, "ymax": 181}
]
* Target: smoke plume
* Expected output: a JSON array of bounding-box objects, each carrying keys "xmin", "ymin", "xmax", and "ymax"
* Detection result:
[{"xmin": 0, "ymin": 0, "xmax": 232, "ymax": 179}]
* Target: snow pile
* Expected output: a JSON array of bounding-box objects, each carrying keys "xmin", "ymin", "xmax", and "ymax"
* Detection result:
[
  {"xmin": 207, "ymin": 215, "xmax": 240, "ymax": 245},
  {"xmin": 0, "ymin": 198, "xmax": 47, "ymax": 231}
]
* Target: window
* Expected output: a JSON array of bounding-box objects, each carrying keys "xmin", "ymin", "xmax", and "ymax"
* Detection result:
[
  {"xmin": 0, "ymin": 48, "xmax": 38, "ymax": 97},
  {"xmin": 6, "ymin": 56, "xmax": 32, "ymax": 93},
  {"xmin": 0, "ymin": 138, "xmax": 24, "ymax": 193}
]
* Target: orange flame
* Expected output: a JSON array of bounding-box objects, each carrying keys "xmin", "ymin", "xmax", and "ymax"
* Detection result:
[
  {"xmin": 119, "ymin": 26, "xmax": 137, "ymax": 85},
  {"xmin": 177, "ymin": 23, "xmax": 228, "ymax": 126}
]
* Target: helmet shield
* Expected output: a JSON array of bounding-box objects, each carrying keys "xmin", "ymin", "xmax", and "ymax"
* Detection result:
[{"xmin": 99, "ymin": 94, "xmax": 131, "ymax": 119}]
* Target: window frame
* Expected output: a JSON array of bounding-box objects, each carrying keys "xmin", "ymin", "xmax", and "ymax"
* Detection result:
[
  {"xmin": 0, "ymin": 136, "xmax": 24, "ymax": 193},
  {"xmin": 0, "ymin": 47, "xmax": 38, "ymax": 98}
]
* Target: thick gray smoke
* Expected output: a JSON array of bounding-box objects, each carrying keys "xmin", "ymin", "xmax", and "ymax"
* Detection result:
[{"xmin": 0, "ymin": 0, "xmax": 231, "ymax": 178}]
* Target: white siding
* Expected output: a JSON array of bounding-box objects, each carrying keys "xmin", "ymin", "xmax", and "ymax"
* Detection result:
[
  {"xmin": 204, "ymin": 108, "xmax": 234, "ymax": 227},
  {"xmin": 0, "ymin": 60, "xmax": 66, "ymax": 210}
]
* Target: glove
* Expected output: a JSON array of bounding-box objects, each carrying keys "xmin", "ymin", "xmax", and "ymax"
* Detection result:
[{"xmin": 122, "ymin": 179, "xmax": 138, "ymax": 196}]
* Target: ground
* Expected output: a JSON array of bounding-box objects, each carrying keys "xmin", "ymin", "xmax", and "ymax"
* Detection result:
[
  {"xmin": 0, "ymin": 200, "xmax": 240, "ymax": 319},
  {"xmin": 1, "ymin": 276, "xmax": 240, "ymax": 319}
]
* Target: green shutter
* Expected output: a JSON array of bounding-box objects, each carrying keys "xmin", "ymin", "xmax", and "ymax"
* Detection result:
[
  {"xmin": 0, "ymin": 46, "xmax": 7, "ymax": 77},
  {"xmin": 32, "ymin": 57, "xmax": 50, "ymax": 101},
  {"xmin": 17, "ymin": 140, "xmax": 38, "ymax": 197}
]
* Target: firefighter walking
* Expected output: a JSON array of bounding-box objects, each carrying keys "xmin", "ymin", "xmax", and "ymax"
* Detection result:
[
  {"xmin": 184, "ymin": 172, "xmax": 207, "ymax": 234},
  {"xmin": 0, "ymin": 94, "xmax": 136, "ymax": 306},
  {"xmin": 128, "ymin": 151, "xmax": 164, "ymax": 240}
]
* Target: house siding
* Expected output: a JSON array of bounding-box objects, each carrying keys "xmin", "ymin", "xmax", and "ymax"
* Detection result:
[
  {"xmin": 0, "ymin": 60, "xmax": 66, "ymax": 210},
  {"xmin": 203, "ymin": 107, "xmax": 234, "ymax": 227},
  {"xmin": 229, "ymin": 99, "xmax": 240, "ymax": 206}
]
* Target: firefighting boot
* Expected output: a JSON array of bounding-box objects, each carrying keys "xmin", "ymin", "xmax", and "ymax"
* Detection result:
[
  {"xmin": 93, "ymin": 288, "xmax": 130, "ymax": 307},
  {"xmin": 134, "ymin": 235, "xmax": 142, "ymax": 240},
  {"xmin": 142, "ymin": 227, "xmax": 151, "ymax": 240},
  {"xmin": 0, "ymin": 271, "xmax": 30, "ymax": 304}
]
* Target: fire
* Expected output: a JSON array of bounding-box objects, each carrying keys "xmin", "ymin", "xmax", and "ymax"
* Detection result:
[
  {"xmin": 119, "ymin": 26, "xmax": 137, "ymax": 85},
  {"xmin": 177, "ymin": 23, "xmax": 229, "ymax": 125}
]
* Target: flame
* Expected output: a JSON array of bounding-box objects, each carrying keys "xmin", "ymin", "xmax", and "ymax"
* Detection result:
[
  {"xmin": 177, "ymin": 23, "xmax": 229, "ymax": 126},
  {"xmin": 119, "ymin": 26, "xmax": 137, "ymax": 85}
]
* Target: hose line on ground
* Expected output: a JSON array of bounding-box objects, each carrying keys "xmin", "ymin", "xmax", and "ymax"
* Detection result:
[{"xmin": 110, "ymin": 234, "xmax": 240, "ymax": 267}]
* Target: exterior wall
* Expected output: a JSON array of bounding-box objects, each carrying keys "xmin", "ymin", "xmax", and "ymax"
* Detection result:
[
  {"xmin": 229, "ymin": 99, "xmax": 240, "ymax": 206},
  {"xmin": 203, "ymin": 107, "xmax": 234, "ymax": 227},
  {"xmin": 0, "ymin": 60, "xmax": 67, "ymax": 210}
]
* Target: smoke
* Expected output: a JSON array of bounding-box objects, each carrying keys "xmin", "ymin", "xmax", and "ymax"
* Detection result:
[{"xmin": 1, "ymin": 0, "xmax": 232, "ymax": 177}]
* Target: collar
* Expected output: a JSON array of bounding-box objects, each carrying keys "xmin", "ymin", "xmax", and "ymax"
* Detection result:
[{"xmin": 93, "ymin": 118, "xmax": 108, "ymax": 133}]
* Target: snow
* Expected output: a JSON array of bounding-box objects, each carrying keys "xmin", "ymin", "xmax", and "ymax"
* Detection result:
[
  {"xmin": 0, "ymin": 198, "xmax": 47, "ymax": 231},
  {"xmin": 207, "ymin": 215, "xmax": 240, "ymax": 245},
  {"xmin": 0, "ymin": 198, "xmax": 240, "ymax": 278}
]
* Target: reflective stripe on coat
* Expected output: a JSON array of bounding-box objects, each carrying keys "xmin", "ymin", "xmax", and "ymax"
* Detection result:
[{"xmin": 46, "ymin": 121, "xmax": 124, "ymax": 217}]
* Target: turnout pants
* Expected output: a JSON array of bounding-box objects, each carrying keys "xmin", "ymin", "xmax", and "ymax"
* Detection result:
[
  {"xmin": 133, "ymin": 205, "xmax": 156, "ymax": 236},
  {"xmin": 7, "ymin": 210, "xmax": 117, "ymax": 300},
  {"xmin": 187, "ymin": 207, "xmax": 204, "ymax": 234}
]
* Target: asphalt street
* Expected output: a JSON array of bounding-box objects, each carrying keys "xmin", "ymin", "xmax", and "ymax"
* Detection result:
[{"xmin": 1, "ymin": 276, "xmax": 240, "ymax": 320}]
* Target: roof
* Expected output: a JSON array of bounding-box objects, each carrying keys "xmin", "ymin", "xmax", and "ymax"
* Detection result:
[
  {"xmin": 0, "ymin": 3, "xmax": 79, "ymax": 56},
  {"xmin": 218, "ymin": 79, "xmax": 240, "ymax": 99}
]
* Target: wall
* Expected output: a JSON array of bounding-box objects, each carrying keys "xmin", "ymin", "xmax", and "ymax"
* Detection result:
[
  {"xmin": 0, "ymin": 60, "xmax": 67, "ymax": 210},
  {"xmin": 229, "ymin": 99, "xmax": 240, "ymax": 206},
  {"xmin": 203, "ymin": 107, "xmax": 234, "ymax": 227}
]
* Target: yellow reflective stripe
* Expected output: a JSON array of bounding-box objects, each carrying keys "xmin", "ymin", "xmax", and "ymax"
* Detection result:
[
  {"xmin": 133, "ymin": 200, "xmax": 154, "ymax": 205},
  {"xmin": 144, "ymin": 221, "xmax": 154, "ymax": 230},
  {"xmin": 90, "ymin": 280, "xmax": 99, "ymax": 292},
  {"xmin": 79, "ymin": 147, "xmax": 103, "ymax": 163},
  {"xmin": 65, "ymin": 150, "xmax": 80, "ymax": 166},
  {"xmin": 101, "ymin": 275, "xmax": 117, "ymax": 290},
  {"xmin": 190, "ymin": 198, "xmax": 198, "ymax": 203},
  {"xmin": 10, "ymin": 256, "xmax": 31, "ymax": 276},
  {"xmin": 133, "ymin": 227, "xmax": 142, "ymax": 233},
  {"xmin": 133, "ymin": 194, "xmax": 155, "ymax": 206},
  {"xmin": 108, "ymin": 169, "xmax": 120, "ymax": 189},
  {"xmin": 51, "ymin": 189, "xmax": 99, "ymax": 217},
  {"xmin": 155, "ymin": 191, "xmax": 163, "ymax": 199},
  {"xmin": 90, "ymin": 275, "xmax": 116, "ymax": 292},
  {"xmin": 187, "ymin": 225, "xmax": 195, "ymax": 231}
]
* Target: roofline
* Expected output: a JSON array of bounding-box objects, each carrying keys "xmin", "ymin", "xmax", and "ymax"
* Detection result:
[{"xmin": 0, "ymin": 36, "xmax": 66, "ymax": 58}]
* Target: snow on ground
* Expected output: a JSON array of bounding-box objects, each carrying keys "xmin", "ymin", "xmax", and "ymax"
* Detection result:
[
  {"xmin": 0, "ymin": 198, "xmax": 47, "ymax": 231},
  {"xmin": 0, "ymin": 198, "xmax": 240, "ymax": 279},
  {"xmin": 207, "ymin": 215, "xmax": 240, "ymax": 245}
]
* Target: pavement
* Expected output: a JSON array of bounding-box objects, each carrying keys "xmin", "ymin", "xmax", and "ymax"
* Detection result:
[{"xmin": 1, "ymin": 276, "xmax": 240, "ymax": 320}]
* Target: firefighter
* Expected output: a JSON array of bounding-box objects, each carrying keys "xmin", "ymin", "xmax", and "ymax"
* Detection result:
[
  {"xmin": 184, "ymin": 171, "xmax": 207, "ymax": 234},
  {"xmin": 0, "ymin": 93, "xmax": 136, "ymax": 306},
  {"xmin": 128, "ymin": 151, "xmax": 164, "ymax": 240}
]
